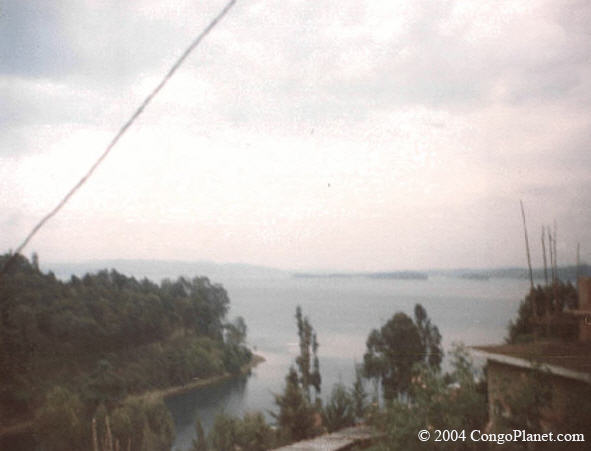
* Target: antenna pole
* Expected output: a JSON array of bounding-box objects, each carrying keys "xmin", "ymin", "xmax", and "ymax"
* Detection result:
[
  {"xmin": 541, "ymin": 226, "xmax": 549, "ymax": 286},
  {"xmin": 520, "ymin": 200, "xmax": 534, "ymax": 291}
]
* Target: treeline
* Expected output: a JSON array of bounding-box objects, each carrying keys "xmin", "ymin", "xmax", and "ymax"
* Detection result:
[
  {"xmin": 507, "ymin": 280, "xmax": 578, "ymax": 343},
  {"xmin": 0, "ymin": 253, "xmax": 252, "ymax": 450}
]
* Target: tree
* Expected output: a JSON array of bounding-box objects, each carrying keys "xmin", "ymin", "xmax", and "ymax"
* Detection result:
[
  {"xmin": 234, "ymin": 412, "xmax": 275, "ymax": 451},
  {"xmin": 207, "ymin": 412, "xmax": 275, "ymax": 451},
  {"xmin": 323, "ymin": 383, "xmax": 355, "ymax": 432},
  {"xmin": 273, "ymin": 367, "xmax": 318, "ymax": 443},
  {"xmin": 507, "ymin": 283, "xmax": 578, "ymax": 344},
  {"xmin": 369, "ymin": 345, "xmax": 487, "ymax": 450},
  {"xmin": 83, "ymin": 359, "xmax": 127, "ymax": 409},
  {"xmin": 414, "ymin": 304, "xmax": 443, "ymax": 370},
  {"xmin": 209, "ymin": 413, "xmax": 238, "ymax": 451},
  {"xmin": 34, "ymin": 386, "xmax": 86, "ymax": 451},
  {"xmin": 363, "ymin": 312, "xmax": 423, "ymax": 400},
  {"xmin": 295, "ymin": 306, "xmax": 321, "ymax": 401},
  {"xmin": 225, "ymin": 316, "xmax": 247, "ymax": 346},
  {"xmin": 105, "ymin": 399, "xmax": 174, "ymax": 451},
  {"xmin": 351, "ymin": 365, "xmax": 367, "ymax": 421},
  {"xmin": 363, "ymin": 304, "xmax": 442, "ymax": 400}
]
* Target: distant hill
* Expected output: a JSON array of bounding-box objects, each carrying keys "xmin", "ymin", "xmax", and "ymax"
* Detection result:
[
  {"xmin": 291, "ymin": 264, "xmax": 591, "ymax": 282},
  {"xmin": 41, "ymin": 260, "xmax": 590, "ymax": 284},
  {"xmin": 293, "ymin": 271, "xmax": 429, "ymax": 280},
  {"xmin": 428, "ymin": 264, "xmax": 591, "ymax": 282},
  {"xmin": 42, "ymin": 259, "xmax": 288, "ymax": 282}
]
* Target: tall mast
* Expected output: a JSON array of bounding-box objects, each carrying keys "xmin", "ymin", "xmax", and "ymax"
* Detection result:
[
  {"xmin": 541, "ymin": 226, "xmax": 549, "ymax": 286},
  {"xmin": 520, "ymin": 200, "xmax": 534, "ymax": 291}
]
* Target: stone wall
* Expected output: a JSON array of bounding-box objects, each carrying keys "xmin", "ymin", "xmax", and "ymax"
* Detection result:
[{"xmin": 487, "ymin": 360, "xmax": 588, "ymax": 431}]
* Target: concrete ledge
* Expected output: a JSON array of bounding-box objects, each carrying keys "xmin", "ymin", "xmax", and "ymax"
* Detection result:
[
  {"xmin": 472, "ymin": 349, "xmax": 591, "ymax": 385},
  {"xmin": 273, "ymin": 425, "xmax": 379, "ymax": 451}
]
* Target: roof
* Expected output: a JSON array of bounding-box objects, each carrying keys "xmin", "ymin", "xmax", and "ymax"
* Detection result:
[
  {"xmin": 567, "ymin": 309, "xmax": 591, "ymax": 317},
  {"xmin": 473, "ymin": 341, "xmax": 591, "ymax": 384},
  {"xmin": 272, "ymin": 426, "xmax": 380, "ymax": 451}
]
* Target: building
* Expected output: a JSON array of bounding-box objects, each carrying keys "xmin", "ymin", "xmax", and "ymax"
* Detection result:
[
  {"xmin": 474, "ymin": 277, "xmax": 591, "ymax": 431},
  {"xmin": 570, "ymin": 276, "xmax": 591, "ymax": 341}
]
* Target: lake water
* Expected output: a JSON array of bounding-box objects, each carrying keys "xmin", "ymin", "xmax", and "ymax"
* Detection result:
[{"xmin": 164, "ymin": 275, "xmax": 530, "ymax": 451}]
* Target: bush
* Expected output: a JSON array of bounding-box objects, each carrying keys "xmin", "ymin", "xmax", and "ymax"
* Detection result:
[
  {"xmin": 369, "ymin": 345, "xmax": 487, "ymax": 450},
  {"xmin": 323, "ymin": 383, "xmax": 355, "ymax": 432},
  {"xmin": 34, "ymin": 387, "xmax": 86, "ymax": 451}
]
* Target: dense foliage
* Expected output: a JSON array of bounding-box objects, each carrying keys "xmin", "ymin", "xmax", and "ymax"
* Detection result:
[
  {"xmin": 0, "ymin": 253, "xmax": 251, "ymax": 450},
  {"xmin": 507, "ymin": 281, "xmax": 578, "ymax": 343},
  {"xmin": 363, "ymin": 304, "xmax": 442, "ymax": 400},
  {"xmin": 273, "ymin": 367, "xmax": 321, "ymax": 443},
  {"xmin": 368, "ymin": 346, "xmax": 488, "ymax": 451},
  {"xmin": 207, "ymin": 412, "xmax": 275, "ymax": 451}
]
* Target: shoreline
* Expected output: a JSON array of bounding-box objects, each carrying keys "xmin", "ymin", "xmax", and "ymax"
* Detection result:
[
  {"xmin": 0, "ymin": 354, "xmax": 265, "ymax": 438},
  {"xmin": 126, "ymin": 353, "xmax": 266, "ymax": 404}
]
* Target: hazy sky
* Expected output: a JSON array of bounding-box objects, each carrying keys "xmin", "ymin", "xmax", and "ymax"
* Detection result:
[{"xmin": 1, "ymin": 0, "xmax": 590, "ymax": 271}]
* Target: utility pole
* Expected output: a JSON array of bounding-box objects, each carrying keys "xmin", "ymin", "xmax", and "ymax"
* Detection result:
[
  {"xmin": 520, "ymin": 200, "xmax": 534, "ymax": 291},
  {"xmin": 553, "ymin": 220, "xmax": 558, "ymax": 281},
  {"xmin": 541, "ymin": 226, "xmax": 549, "ymax": 286},
  {"xmin": 576, "ymin": 243, "xmax": 581, "ymax": 281},
  {"xmin": 548, "ymin": 229, "xmax": 555, "ymax": 284}
]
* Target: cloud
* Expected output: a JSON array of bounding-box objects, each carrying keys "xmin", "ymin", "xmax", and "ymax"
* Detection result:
[
  {"xmin": 0, "ymin": 1, "xmax": 75, "ymax": 79},
  {"xmin": 1, "ymin": 0, "xmax": 590, "ymax": 269}
]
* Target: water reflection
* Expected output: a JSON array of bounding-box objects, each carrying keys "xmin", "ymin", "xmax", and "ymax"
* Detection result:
[{"xmin": 166, "ymin": 376, "xmax": 248, "ymax": 450}]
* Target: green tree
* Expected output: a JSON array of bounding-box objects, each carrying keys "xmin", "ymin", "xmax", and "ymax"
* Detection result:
[
  {"xmin": 351, "ymin": 365, "xmax": 367, "ymax": 421},
  {"xmin": 83, "ymin": 359, "xmax": 127, "ymax": 409},
  {"xmin": 207, "ymin": 412, "xmax": 275, "ymax": 451},
  {"xmin": 273, "ymin": 367, "xmax": 318, "ymax": 443},
  {"xmin": 370, "ymin": 345, "xmax": 488, "ymax": 450},
  {"xmin": 234, "ymin": 412, "xmax": 275, "ymax": 451},
  {"xmin": 295, "ymin": 306, "xmax": 321, "ymax": 401},
  {"xmin": 109, "ymin": 399, "xmax": 174, "ymax": 451},
  {"xmin": 225, "ymin": 316, "xmax": 247, "ymax": 346},
  {"xmin": 363, "ymin": 305, "xmax": 442, "ymax": 400},
  {"xmin": 34, "ymin": 386, "xmax": 86, "ymax": 451},
  {"xmin": 363, "ymin": 312, "xmax": 423, "ymax": 400},
  {"xmin": 414, "ymin": 304, "xmax": 443, "ymax": 370},
  {"xmin": 209, "ymin": 413, "xmax": 238, "ymax": 451},
  {"xmin": 507, "ymin": 282, "xmax": 578, "ymax": 344},
  {"xmin": 323, "ymin": 383, "xmax": 355, "ymax": 432}
]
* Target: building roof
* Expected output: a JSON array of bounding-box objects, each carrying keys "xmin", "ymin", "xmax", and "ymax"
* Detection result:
[
  {"xmin": 473, "ymin": 341, "xmax": 591, "ymax": 384},
  {"xmin": 272, "ymin": 426, "xmax": 380, "ymax": 451}
]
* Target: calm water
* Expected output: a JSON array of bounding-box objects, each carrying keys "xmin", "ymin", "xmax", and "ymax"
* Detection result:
[{"xmin": 165, "ymin": 275, "xmax": 529, "ymax": 451}]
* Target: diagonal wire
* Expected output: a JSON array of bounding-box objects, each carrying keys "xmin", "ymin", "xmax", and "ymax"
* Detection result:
[{"xmin": 0, "ymin": 0, "xmax": 237, "ymax": 278}]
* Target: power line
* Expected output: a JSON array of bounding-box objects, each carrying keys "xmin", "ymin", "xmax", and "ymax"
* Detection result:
[{"xmin": 0, "ymin": 0, "xmax": 237, "ymax": 278}]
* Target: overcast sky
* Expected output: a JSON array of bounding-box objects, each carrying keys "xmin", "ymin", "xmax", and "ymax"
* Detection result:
[{"xmin": 1, "ymin": 0, "xmax": 590, "ymax": 271}]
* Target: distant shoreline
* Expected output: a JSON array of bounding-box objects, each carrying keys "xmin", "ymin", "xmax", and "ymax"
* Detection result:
[{"xmin": 293, "ymin": 271, "xmax": 429, "ymax": 280}]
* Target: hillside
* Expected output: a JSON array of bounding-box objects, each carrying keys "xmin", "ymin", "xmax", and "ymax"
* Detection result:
[{"xmin": 0, "ymin": 254, "xmax": 252, "ymax": 450}]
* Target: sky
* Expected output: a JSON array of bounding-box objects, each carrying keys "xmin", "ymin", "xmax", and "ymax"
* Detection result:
[{"xmin": 1, "ymin": 0, "xmax": 590, "ymax": 272}]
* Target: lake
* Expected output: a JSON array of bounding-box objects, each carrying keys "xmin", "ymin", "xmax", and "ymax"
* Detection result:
[{"xmin": 164, "ymin": 275, "xmax": 530, "ymax": 451}]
